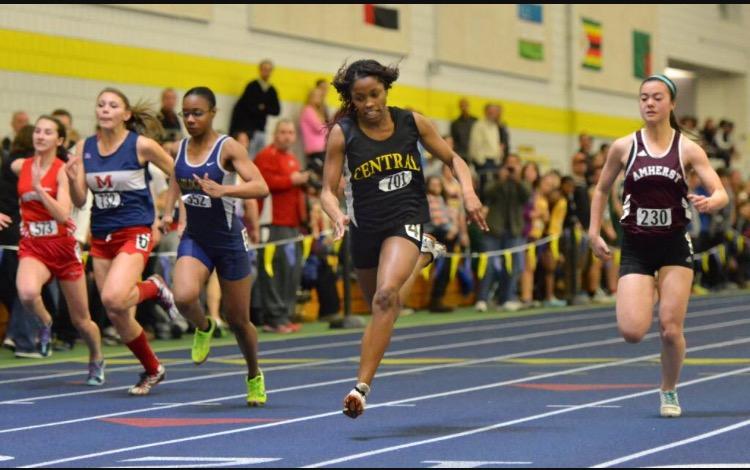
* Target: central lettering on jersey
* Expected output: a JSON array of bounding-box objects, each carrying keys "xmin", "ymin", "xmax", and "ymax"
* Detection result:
[
  {"xmin": 177, "ymin": 178, "xmax": 204, "ymax": 192},
  {"xmin": 95, "ymin": 174, "xmax": 113, "ymax": 189},
  {"xmin": 632, "ymin": 165, "xmax": 682, "ymax": 183},
  {"xmin": 352, "ymin": 153, "xmax": 420, "ymax": 181}
]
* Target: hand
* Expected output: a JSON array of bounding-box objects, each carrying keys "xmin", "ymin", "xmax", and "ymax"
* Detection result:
[
  {"xmin": 250, "ymin": 226, "xmax": 260, "ymax": 244},
  {"xmin": 333, "ymin": 214, "xmax": 350, "ymax": 241},
  {"xmin": 590, "ymin": 234, "xmax": 612, "ymax": 261},
  {"xmin": 159, "ymin": 215, "xmax": 173, "ymax": 234},
  {"xmin": 464, "ymin": 193, "xmax": 489, "ymax": 232},
  {"xmin": 688, "ymin": 193, "xmax": 715, "ymax": 213},
  {"xmin": 0, "ymin": 212, "xmax": 11, "ymax": 230},
  {"xmin": 31, "ymin": 157, "xmax": 44, "ymax": 192},
  {"xmin": 193, "ymin": 173, "xmax": 226, "ymax": 198},
  {"xmin": 64, "ymin": 154, "xmax": 82, "ymax": 182},
  {"xmin": 151, "ymin": 222, "xmax": 162, "ymax": 248},
  {"xmin": 291, "ymin": 171, "xmax": 310, "ymax": 186}
]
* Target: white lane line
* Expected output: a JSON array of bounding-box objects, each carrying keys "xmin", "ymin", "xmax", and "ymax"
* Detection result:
[
  {"xmin": 423, "ymin": 461, "xmax": 533, "ymax": 468},
  {"xmin": 19, "ymin": 336, "xmax": 750, "ymax": 468},
  {"xmin": 546, "ymin": 405, "xmax": 621, "ymax": 409},
  {"xmin": 0, "ymin": 308, "xmax": 622, "ymax": 385},
  {"xmin": 3, "ymin": 316, "xmax": 749, "ymax": 435},
  {"xmin": 592, "ymin": 421, "xmax": 750, "ymax": 468},
  {"xmin": 301, "ymin": 363, "xmax": 750, "ymax": 468},
  {"xmin": 0, "ymin": 294, "xmax": 742, "ymax": 385},
  {"xmin": 4, "ymin": 303, "xmax": 743, "ymax": 405}
]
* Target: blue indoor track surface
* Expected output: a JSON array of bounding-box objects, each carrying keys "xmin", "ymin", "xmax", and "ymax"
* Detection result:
[{"xmin": 2, "ymin": 293, "xmax": 750, "ymax": 468}]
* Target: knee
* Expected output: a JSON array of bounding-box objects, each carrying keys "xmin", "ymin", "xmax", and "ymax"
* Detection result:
[
  {"xmin": 226, "ymin": 315, "xmax": 250, "ymax": 334},
  {"xmin": 660, "ymin": 322, "xmax": 684, "ymax": 346},
  {"xmin": 173, "ymin": 289, "xmax": 199, "ymax": 311},
  {"xmin": 101, "ymin": 288, "xmax": 127, "ymax": 314},
  {"xmin": 71, "ymin": 315, "xmax": 92, "ymax": 332},
  {"xmin": 619, "ymin": 327, "xmax": 646, "ymax": 344},
  {"xmin": 373, "ymin": 286, "xmax": 399, "ymax": 315},
  {"xmin": 16, "ymin": 287, "xmax": 40, "ymax": 307}
]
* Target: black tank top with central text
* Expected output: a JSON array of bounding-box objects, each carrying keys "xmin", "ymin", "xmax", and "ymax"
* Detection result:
[
  {"xmin": 620, "ymin": 129, "xmax": 690, "ymax": 237},
  {"xmin": 338, "ymin": 107, "xmax": 430, "ymax": 231}
]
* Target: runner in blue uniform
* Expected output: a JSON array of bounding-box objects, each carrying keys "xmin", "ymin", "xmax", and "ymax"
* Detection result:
[{"xmin": 162, "ymin": 87, "xmax": 270, "ymax": 406}]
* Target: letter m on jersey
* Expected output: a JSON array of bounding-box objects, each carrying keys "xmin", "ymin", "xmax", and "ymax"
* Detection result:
[{"xmin": 95, "ymin": 175, "xmax": 113, "ymax": 189}]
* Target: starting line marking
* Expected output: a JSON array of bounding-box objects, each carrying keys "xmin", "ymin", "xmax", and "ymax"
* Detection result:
[{"xmin": 423, "ymin": 461, "xmax": 532, "ymax": 468}]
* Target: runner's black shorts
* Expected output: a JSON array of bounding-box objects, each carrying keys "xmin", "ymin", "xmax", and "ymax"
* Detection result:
[
  {"xmin": 349, "ymin": 222, "xmax": 423, "ymax": 269},
  {"xmin": 619, "ymin": 229, "xmax": 694, "ymax": 277}
]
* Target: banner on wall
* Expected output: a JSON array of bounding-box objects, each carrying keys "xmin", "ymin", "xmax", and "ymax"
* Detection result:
[
  {"xmin": 633, "ymin": 30, "xmax": 652, "ymax": 79},
  {"xmin": 582, "ymin": 17, "xmax": 602, "ymax": 71},
  {"xmin": 518, "ymin": 4, "xmax": 544, "ymax": 61}
]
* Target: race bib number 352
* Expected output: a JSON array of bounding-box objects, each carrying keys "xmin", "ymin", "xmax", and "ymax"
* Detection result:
[
  {"xmin": 182, "ymin": 193, "xmax": 212, "ymax": 208},
  {"xmin": 636, "ymin": 208, "xmax": 671, "ymax": 227},
  {"xmin": 94, "ymin": 192, "xmax": 121, "ymax": 210}
]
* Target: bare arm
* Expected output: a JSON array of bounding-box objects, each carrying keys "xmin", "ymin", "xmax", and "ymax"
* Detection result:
[
  {"xmin": 64, "ymin": 141, "xmax": 89, "ymax": 208},
  {"xmin": 242, "ymin": 198, "xmax": 260, "ymax": 244},
  {"xmin": 137, "ymin": 136, "xmax": 175, "ymax": 177},
  {"xmin": 33, "ymin": 161, "xmax": 72, "ymax": 224},
  {"xmin": 194, "ymin": 138, "xmax": 268, "ymax": 200},
  {"xmin": 160, "ymin": 175, "xmax": 182, "ymax": 233},
  {"xmin": 413, "ymin": 112, "xmax": 488, "ymax": 232},
  {"xmin": 320, "ymin": 124, "xmax": 349, "ymax": 241},
  {"xmin": 683, "ymin": 138, "xmax": 729, "ymax": 213},
  {"xmin": 589, "ymin": 136, "xmax": 629, "ymax": 260}
]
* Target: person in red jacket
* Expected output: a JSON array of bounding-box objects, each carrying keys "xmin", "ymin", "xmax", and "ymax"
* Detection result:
[{"xmin": 252, "ymin": 119, "xmax": 309, "ymax": 333}]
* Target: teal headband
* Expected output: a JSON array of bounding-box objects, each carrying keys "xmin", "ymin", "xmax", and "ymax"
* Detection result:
[{"xmin": 644, "ymin": 74, "xmax": 677, "ymax": 99}]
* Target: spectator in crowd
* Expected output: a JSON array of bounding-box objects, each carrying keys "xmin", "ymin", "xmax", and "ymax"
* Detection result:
[
  {"xmin": 315, "ymin": 78, "xmax": 331, "ymax": 122},
  {"xmin": 229, "ymin": 59, "xmax": 281, "ymax": 158},
  {"xmin": 469, "ymin": 103, "xmax": 503, "ymax": 196},
  {"xmin": 51, "ymin": 109, "xmax": 81, "ymax": 150},
  {"xmin": 2, "ymin": 111, "xmax": 30, "ymax": 156},
  {"xmin": 252, "ymin": 119, "xmax": 307, "ymax": 334},
  {"xmin": 475, "ymin": 153, "xmax": 530, "ymax": 312},
  {"xmin": 715, "ymin": 119, "xmax": 736, "ymax": 168},
  {"xmin": 578, "ymin": 132, "xmax": 594, "ymax": 162},
  {"xmin": 450, "ymin": 97, "xmax": 477, "ymax": 163},
  {"xmin": 299, "ymin": 87, "xmax": 328, "ymax": 178},
  {"xmin": 424, "ymin": 175, "xmax": 460, "ymax": 313},
  {"xmin": 157, "ymin": 88, "xmax": 183, "ymax": 143},
  {"xmin": 519, "ymin": 162, "xmax": 547, "ymax": 309},
  {"xmin": 541, "ymin": 172, "xmax": 567, "ymax": 307},
  {"xmin": 496, "ymin": 104, "xmax": 511, "ymax": 160}
]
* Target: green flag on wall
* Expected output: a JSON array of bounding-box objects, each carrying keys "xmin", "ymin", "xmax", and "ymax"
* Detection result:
[
  {"xmin": 633, "ymin": 30, "xmax": 651, "ymax": 79},
  {"xmin": 519, "ymin": 40, "xmax": 544, "ymax": 61}
]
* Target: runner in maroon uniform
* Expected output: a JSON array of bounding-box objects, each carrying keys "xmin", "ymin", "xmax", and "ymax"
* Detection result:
[{"xmin": 589, "ymin": 75, "xmax": 728, "ymax": 418}]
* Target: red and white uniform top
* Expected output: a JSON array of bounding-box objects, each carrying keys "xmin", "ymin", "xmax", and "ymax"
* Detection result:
[{"xmin": 17, "ymin": 157, "xmax": 76, "ymax": 239}]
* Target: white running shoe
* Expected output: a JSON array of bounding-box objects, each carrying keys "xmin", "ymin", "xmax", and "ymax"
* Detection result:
[
  {"xmin": 660, "ymin": 390, "xmax": 681, "ymax": 418},
  {"xmin": 421, "ymin": 234, "xmax": 446, "ymax": 265},
  {"xmin": 343, "ymin": 382, "xmax": 370, "ymax": 419}
]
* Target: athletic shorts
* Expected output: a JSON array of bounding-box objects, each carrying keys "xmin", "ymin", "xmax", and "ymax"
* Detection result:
[
  {"xmin": 18, "ymin": 236, "xmax": 84, "ymax": 282},
  {"xmin": 349, "ymin": 222, "xmax": 423, "ymax": 270},
  {"xmin": 90, "ymin": 226, "xmax": 154, "ymax": 265},
  {"xmin": 619, "ymin": 230, "xmax": 694, "ymax": 277},
  {"xmin": 177, "ymin": 233, "xmax": 251, "ymax": 281}
]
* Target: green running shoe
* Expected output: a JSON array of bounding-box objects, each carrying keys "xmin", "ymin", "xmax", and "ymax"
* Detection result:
[
  {"xmin": 247, "ymin": 371, "xmax": 267, "ymax": 407},
  {"xmin": 660, "ymin": 390, "xmax": 681, "ymax": 418},
  {"xmin": 192, "ymin": 317, "xmax": 215, "ymax": 365}
]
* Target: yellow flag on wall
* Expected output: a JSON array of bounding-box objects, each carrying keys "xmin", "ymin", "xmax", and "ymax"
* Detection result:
[
  {"xmin": 504, "ymin": 251, "xmax": 513, "ymax": 274},
  {"xmin": 701, "ymin": 253, "xmax": 709, "ymax": 273},
  {"xmin": 421, "ymin": 264, "xmax": 431, "ymax": 280}
]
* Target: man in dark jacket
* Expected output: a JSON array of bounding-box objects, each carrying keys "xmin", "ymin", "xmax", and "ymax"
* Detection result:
[{"xmin": 229, "ymin": 59, "xmax": 281, "ymax": 158}]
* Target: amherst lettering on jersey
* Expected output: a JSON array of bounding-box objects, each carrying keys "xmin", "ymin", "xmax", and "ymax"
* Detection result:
[
  {"xmin": 632, "ymin": 165, "xmax": 683, "ymax": 184},
  {"xmin": 352, "ymin": 152, "xmax": 420, "ymax": 180}
]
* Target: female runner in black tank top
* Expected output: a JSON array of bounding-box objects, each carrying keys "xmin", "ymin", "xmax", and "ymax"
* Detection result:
[
  {"xmin": 589, "ymin": 75, "xmax": 727, "ymax": 418},
  {"xmin": 321, "ymin": 60, "xmax": 488, "ymax": 419}
]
